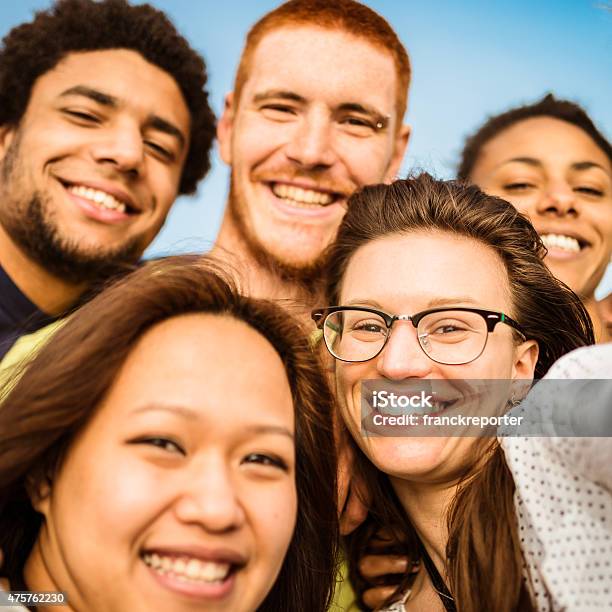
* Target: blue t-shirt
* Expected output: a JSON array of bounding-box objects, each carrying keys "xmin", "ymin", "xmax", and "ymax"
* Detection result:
[{"xmin": 0, "ymin": 265, "xmax": 56, "ymax": 360}]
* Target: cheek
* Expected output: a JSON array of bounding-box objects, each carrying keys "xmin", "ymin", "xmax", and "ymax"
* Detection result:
[
  {"xmin": 246, "ymin": 481, "xmax": 297, "ymax": 561},
  {"xmin": 462, "ymin": 336, "xmax": 516, "ymax": 379},
  {"xmin": 233, "ymin": 117, "xmax": 284, "ymax": 167},
  {"xmin": 338, "ymin": 139, "xmax": 392, "ymax": 183},
  {"xmin": 51, "ymin": 450, "xmax": 164, "ymax": 552},
  {"xmin": 336, "ymin": 364, "xmax": 369, "ymax": 427}
]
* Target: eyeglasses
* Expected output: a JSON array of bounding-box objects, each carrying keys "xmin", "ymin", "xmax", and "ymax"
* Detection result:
[{"xmin": 311, "ymin": 306, "xmax": 526, "ymax": 365}]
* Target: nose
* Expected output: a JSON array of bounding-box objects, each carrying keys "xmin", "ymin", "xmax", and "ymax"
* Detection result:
[
  {"xmin": 284, "ymin": 109, "xmax": 337, "ymax": 169},
  {"xmin": 174, "ymin": 459, "xmax": 246, "ymax": 533},
  {"xmin": 537, "ymin": 180, "xmax": 577, "ymax": 217},
  {"xmin": 90, "ymin": 121, "xmax": 145, "ymax": 178},
  {"xmin": 376, "ymin": 322, "xmax": 433, "ymax": 380}
]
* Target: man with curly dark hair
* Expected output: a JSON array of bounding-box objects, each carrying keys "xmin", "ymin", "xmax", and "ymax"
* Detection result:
[{"xmin": 0, "ymin": 0, "xmax": 216, "ymax": 360}]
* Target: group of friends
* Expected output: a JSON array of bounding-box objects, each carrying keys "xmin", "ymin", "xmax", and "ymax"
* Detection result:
[{"xmin": 0, "ymin": 1, "xmax": 610, "ymax": 611}]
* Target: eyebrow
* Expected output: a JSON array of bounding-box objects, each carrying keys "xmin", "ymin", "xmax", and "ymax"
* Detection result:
[
  {"xmin": 501, "ymin": 157, "xmax": 609, "ymax": 175},
  {"xmin": 243, "ymin": 424, "xmax": 294, "ymax": 440},
  {"xmin": 60, "ymin": 85, "xmax": 117, "ymax": 107},
  {"xmin": 252, "ymin": 89, "xmax": 305, "ymax": 104},
  {"xmin": 130, "ymin": 404, "xmax": 199, "ymax": 420},
  {"xmin": 59, "ymin": 85, "xmax": 186, "ymax": 149},
  {"xmin": 252, "ymin": 90, "xmax": 388, "ymax": 128},
  {"xmin": 342, "ymin": 297, "xmax": 479, "ymax": 310},
  {"xmin": 129, "ymin": 404, "xmax": 294, "ymax": 439},
  {"xmin": 337, "ymin": 102, "xmax": 389, "ymax": 128}
]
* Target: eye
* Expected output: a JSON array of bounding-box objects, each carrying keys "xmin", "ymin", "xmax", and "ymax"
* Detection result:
[
  {"xmin": 145, "ymin": 140, "xmax": 175, "ymax": 162},
  {"xmin": 339, "ymin": 115, "xmax": 378, "ymax": 137},
  {"xmin": 433, "ymin": 324, "xmax": 463, "ymax": 334},
  {"xmin": 575, "ymin": 185, "xmax": 604, "ymax": 197},
  {"xmin": 351, "ymin": 319, "xmax": 387, "ymax": 334},
  {"xmin": 259, "ymin": 104, "xmax": 298, "ymax": 121},
  {"xmin": 503, "ymin": 182, "xmax": 536, "ymax": 191},
  {"xmin": 62, "ymin": 109, "xmax": 101, "ymax": 124},
  {"xmin": 131, "ymin": 436, "xmax": 185, "ymax": 455},
  {"xmin": 242, "ymin": 452, "xmax": 288, "ymax": 471}
]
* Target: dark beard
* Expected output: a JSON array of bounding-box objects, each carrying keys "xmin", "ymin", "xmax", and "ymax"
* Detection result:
[
  {"xmin": 227, "ymin": 181, "xmax": 328, "ymax": 291},
  {"xmin": 3, "ymin": 193, "xmax": 141, "ymax": 285},
  {"xmin": 0, "ymin": 129, "xmax": 143, "ymax": 285}
]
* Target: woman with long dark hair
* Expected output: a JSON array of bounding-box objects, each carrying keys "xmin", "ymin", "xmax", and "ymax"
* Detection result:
[
  {"xmin": 0, "ymin": 256, "xmax": 338, "ymax": 612},
  {"xmin": 459, "ymin": 94, "xmax": 612, "ymax": 343},
  {"xmin": 314, "ymin": 173, "xmax": 598, "ymax": 611}
]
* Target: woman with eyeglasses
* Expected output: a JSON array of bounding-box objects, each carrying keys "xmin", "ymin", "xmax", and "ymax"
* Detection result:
[
  {"xmin": 0, "ymin": 256, "xmax": 338, "ymax": 612},
  {"xmin": 314, "ymin": 173, "xmax": 597, "ymax": 611}
]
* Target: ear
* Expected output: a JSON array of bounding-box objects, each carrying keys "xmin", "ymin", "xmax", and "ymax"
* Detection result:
[
  {"xmin": 26, "ymin": 475, "xmax": 51, "ymax": 515},
  {"xmin": 511, "ymin": 339, "xmax": 539, "ymax": 380},
  {"xmin": 217, "ymin": 92, "xmax": 235, "ymax": 166},
  {"xmin": 0, "ymin": 124, "xmax": 16, "ymax": 164},
  {"xmin": 383, "ymin": 123, "xmax": 410, "ymax": 183}
]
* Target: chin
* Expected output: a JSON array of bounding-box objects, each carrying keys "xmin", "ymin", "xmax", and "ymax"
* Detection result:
[{"xmin": 363, "ymin": 437, "xmax": 451, "ymax": 479}]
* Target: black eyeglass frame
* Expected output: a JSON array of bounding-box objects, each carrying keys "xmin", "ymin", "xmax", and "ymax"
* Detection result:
[{"xmin": 311, "ymin": 305, "xmax": 527, "ymax": 365}]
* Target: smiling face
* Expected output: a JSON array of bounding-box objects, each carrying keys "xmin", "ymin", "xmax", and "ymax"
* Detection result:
[
  {"xmin": 218, "ymin": 25, "xmax": 409, "ymax": 277},
  {"xmin": 469, "ymin": 117, "xmax": 612, "ymax": 299},
  {"xmin": 334, "ymin": 231, "xmax": 538, "ymax": 484},
  {"xmin": 0, "ymin": 49, "xmax": 190, "ymax": 283},
  {"xmin": 25, "ymin": 314, "xmax": 296, "ymax": 612}
]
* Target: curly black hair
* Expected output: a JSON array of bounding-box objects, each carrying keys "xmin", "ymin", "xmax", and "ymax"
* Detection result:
[{"xmin": 0, "ymin": 0, "xmax": 216, "ymax": 195}]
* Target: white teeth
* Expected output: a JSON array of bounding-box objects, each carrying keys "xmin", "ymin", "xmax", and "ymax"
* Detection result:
[
  {"xmin": 271, "ymin": 183, "xmax": 334, "ymax": 207},
  {"xmin": 541, "ymin": 233, "xmax": 581, "ymax": 253},
  {"xmin": 68, "ymin": 184, "xmax": 128, "ymax": 214},
  {"xmin": 142, "ymin": 553, "xmax": 231, "ymax": 583}
]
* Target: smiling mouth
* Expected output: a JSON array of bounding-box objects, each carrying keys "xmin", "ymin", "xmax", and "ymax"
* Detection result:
[
  {"xmin": 62, "ymin": 182, "xmax": 138, "ymax": 215},
  {"xmin": 540, "ymin": 232, "xmax": 589, "ymax": 254},
  {"xmin": 142, "ymin": 552, "xmax": 236, "ymax": 585},
  {"xmin": 269, "ymin": 182, "xmax": 343, "ymax": 208}
]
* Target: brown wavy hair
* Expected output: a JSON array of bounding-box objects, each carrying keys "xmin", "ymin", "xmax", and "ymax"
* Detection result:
[
  {"xmin": 0, "ymin": 255, "xmax": 338, "ymax": 612},
  {"xmin": 324, "ymin": 173, "xmax": 594, "ymax": 611}
]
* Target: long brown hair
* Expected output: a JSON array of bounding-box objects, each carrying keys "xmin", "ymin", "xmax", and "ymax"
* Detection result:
[
  {"xmin": 325, "ymin": 174, "xmax": 594, "ymax": 611},
  {"xmin": 0, "ymin": 255, "xmax": 338, "ymax": 612}
]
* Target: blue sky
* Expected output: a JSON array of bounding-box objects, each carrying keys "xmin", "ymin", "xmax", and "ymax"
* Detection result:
[{"xmin": 2, "ymin": 0, "xmax": 611, "ymax": 295}]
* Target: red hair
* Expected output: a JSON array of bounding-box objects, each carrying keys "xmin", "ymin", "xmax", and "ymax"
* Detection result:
[{"xmin": 233, "ymin": 0, "xmax": 410, "ymax": 126}]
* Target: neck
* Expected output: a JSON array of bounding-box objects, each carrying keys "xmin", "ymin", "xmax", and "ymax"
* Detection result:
[
  {"xmin": 390, "ymin": 477, "xmax": 455, "ymax": 581},
  {"xmin": 23, "ymin": 539, "xmax": 75, "ymax": 612},
  {"xmin": 213, "ymin": 211, "xmax": 324, "ymax": 322},
  {"xmin": 0, "ymin": 224, "xmax": 86, "ymax": 316},
  {"xmin": 583, "ymin": 295, "xmax": 611, "ymax": 344}
]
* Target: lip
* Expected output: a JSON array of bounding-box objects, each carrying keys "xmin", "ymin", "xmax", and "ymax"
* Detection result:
[
  {"xmin": 536, "ymin": 227, "xmax": 591, "ymax": 246},
  {"xmin": 58, "ymin": 176, "xmax": 140, "ymax": 212},
  {"xmin": 63, "ymin": 184, "xmax": 131, "ymax": 224},
  {"xmin": 265, "ymin": 182, "xmax": 347, "ymax": 220},
  {"xmin": 143, "ymin": 545, "xmax": 247, "ymax": 566},
  {"xmin": 143, "ymin": 557, "xmax": 237, "ymax": 601},
  {"xmin": 271, "ymin": 179, "xmax": 347, "ymax": 198}
]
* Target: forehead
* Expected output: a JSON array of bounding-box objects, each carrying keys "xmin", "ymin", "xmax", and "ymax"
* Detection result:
[
  {"xmin": 99, "ymin": 313, "xmax": 294, "ymax": 428},
  {"xmin": 340, "ymin": 231, "xmax": 512, "ymax": 311},
  {"xmin": 243, "ymin": 26, "xmax": 398, "ymax": 112},
  {"xmin": 479, "ymin": 116, "xmax": 611, "ymax": 171},
  {"xmin": 27, "ymin": 48, "xmax": 190, "ymax": 128}
]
